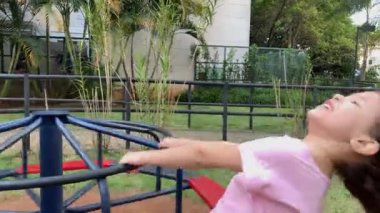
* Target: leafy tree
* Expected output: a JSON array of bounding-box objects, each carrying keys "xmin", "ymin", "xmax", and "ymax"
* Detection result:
[
  {"xmin": 250, "ymin": 0, "xmax": 372, "ymax": 78},
  {"xmin": 0, "ymin": 0, "xmax": 43, "ymax": 96}
]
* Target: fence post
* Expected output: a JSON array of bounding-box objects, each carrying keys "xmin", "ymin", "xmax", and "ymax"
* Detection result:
[
  {"xmin": 223, "ymin": 46, "xmax": 227, "ymax": 80},
  {"xmin": 187, "ymin": 83, "xmax": 192, "ymax": 128},
  {"xmin": 0, "ymin": 36, "xmax": 4, "ymax": 73},
  {"xmin": 124, "ymin": 79, "xmax": 131, "ymax": 121},
  {"xmin": 249, "ymin": 85, "xmax": 254, "ymax": 130},
  {"xmin": 124, "ymin": 79, "xmax": 131, "ymax": 149},
  {"xmin": 222, "ymin": 81, "xmax": 228, "ymax": 141},
  {"xmin": 312, "ymin": 87, "xmax": 318, "ymax": 107},
  {"xmin": 302, "ymin": 86, "xmax": 309, "ymax": 130},
  {"xmin": 23, "ymin": 73, "xmax": 30, "ymax": 150}
]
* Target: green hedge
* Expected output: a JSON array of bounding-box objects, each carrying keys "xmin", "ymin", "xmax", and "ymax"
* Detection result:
[{"xmin": 179, "ymin": 86, "xmax": 335, "ymax": 106}]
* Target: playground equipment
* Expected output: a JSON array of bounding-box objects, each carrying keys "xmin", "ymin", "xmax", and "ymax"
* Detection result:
[{"xmin": 0, "ymin": 111, "xmax": 225, "ymax": 213}]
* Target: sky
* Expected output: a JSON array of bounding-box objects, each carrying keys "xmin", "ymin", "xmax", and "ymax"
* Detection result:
[{"xmin": 350, "ymin": 1, "xmax": 380, "ymax": 26}]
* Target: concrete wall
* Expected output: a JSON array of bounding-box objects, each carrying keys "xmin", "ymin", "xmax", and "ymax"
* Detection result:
[
  {"xmin": 205, "ymin": 0, "xmax": 251, "ymax": 47},
  {"xmin": 368, "ymin": 47, "xmax": 380, "ymax": 75},
  {"xmin": 118, "ymin": 30, "xmax": 198, "ymax": 81},
  {"xmin": 203, "ymin": 0, "xmax": 251, "ymax": 63},
  {"xmin": 30, "ymin": 7, "xmax": 86, "ymax": 38}
]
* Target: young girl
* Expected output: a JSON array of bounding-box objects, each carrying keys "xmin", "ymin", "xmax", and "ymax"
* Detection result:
[{"xmin": 120, "ymin": 91, "xmax": 380, "ymax": 213}]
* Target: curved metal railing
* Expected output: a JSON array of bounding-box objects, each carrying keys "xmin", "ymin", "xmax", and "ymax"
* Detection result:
[{"xmin": 0, "ymin": 111, "xmax": 185, "ymax": 213}]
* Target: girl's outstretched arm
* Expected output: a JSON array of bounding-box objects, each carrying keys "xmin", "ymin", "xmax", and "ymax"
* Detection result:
[
  {"xmin": 159, "ymin": 137, "xmax": 201, "ymax": 148},
  {"xmin": 119, "ymin": 139, "xmax": 242, "ymax": 172}
]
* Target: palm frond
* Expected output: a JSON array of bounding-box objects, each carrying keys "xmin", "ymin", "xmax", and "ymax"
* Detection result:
[{"xmin": 20, "ymin": 36, "xmax": 43, "ymax": 70}]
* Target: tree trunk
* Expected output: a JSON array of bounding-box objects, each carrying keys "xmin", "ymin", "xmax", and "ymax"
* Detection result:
[
  {"xmin": 130, "ymin": 33, "xmax": 135, "ymax": 80},
  {"xmin": 360, "ymin": 6, "xmax": 370, "ymax": 81},
  {"xmin": 62, "ymin": 13, "xmax": 78, "ymax": 74},
  {"xmin": 267, "ymin": 0, "xmax": 287, "ymax": 46},
  {"xmin": 360, "ymin": 32, "xmax": 369, "ymax": 81},
  {"xmin": 115, "ymin": 35, "xmax": 130, "ymax": 79}
]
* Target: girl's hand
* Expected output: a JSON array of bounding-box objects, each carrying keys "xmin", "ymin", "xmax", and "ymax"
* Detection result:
[
  {"xmin": 119, "ymin": 138, "xmax": 197, "ymax": 166},
  {"xmin": 119, "ymin": 151, "xmax": 147, "ymax": 166}
]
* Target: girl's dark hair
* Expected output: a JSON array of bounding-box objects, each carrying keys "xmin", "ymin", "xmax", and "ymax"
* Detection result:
[{"xmin": 335, "ymin": 123, "xmax": 380, "ymax": 213}]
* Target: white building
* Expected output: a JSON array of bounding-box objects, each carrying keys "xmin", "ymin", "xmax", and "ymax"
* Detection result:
[
  {"xmin": 1, "ymin": 0, "xmax": 252, "ymax": 81},
  {"xmin": 351, "ymin": 1, "xmax": 380, "ymax": 77},
  {"xmin": 368, "ymin": 47, "xmax": 380, "ymax": 72}
]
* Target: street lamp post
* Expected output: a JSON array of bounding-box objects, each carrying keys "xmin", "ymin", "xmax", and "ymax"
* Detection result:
[
  {"xmin": 352, "ymin": 27, "xmax": 360, "ymax": 85},
  {"xmin": 352, "ymin": 22, "xmax": 376, "ymax": 85}
]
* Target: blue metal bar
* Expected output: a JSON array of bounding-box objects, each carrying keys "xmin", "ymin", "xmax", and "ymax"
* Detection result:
[
  {"xmin": 97, "ymin": 178, "xmax": 111, "ymax": 213},
  {"xmin": 55, "ymin": 118, "xmax": 98, "ymax": 170},
  {"xmin": 21, "ymin": 137, "xmax": 28, "ymax": 178},
  {"xmin": 0, "ymin": 169, "xmax": 17, "ymax": 179},
  {"xmin": 175, "ymin": 169, "xmax": 183, "ymax": 213},
  {"xmin": 22, "ymin": 137, "xmax": 28, "ymax": 178},
  {"xmin": 66, "ymin": 185, "xmax": 190, "ymax": 212},
  {"xmin": 67, "ymin": 116, "xmax": 159, "ymax": 149},
  {"xmin": 63, "ymin": 181, "xmax": 97, "ymax": 207},
  {"xmin": 0, "ymin": 115, "xmax": 34, "ymax": 133},
  {"xmin": 76, "ymin": 116, "xmax": 170, "ymax": 138},
  {"xmin": 39, "ymin": 115, "xmax": 63, "ymax": 213},
  {"xmin": 76, "ymin": 117, "xmax": 161, "ymax": 140},
  {"xmin": 155, "ymin": 166, "xmax": 162, "ymax": 192},
  {"xmin": 0, "ymin": 164, "xmax": 137, "ymax": 191},
  {"xmin": 25, "ymin": 188, "xmax": 41, "ymax": 207},
  {"xmin": 138, "ymin": 167, "xmax": 190, "ymax": 181},
  {"xmin": 97, "ymin": 133, "xmax": 103, "ymax": 168},
  {"xmin": 110, "ymin": 120, "xmax": 172, "ymax": 137},
  {"xmin": 0, "ymin": 118, "xmax": 41, "ymax": 153},
  {"xmin": 86, "ymin": 119, "xmax": 163, "ymax": 146}
]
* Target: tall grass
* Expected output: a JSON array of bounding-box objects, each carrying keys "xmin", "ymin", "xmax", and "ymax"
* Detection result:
[
  {"xmin": 42, "ymin": 1, "xmax": 117, "ymax": 149},
  {"xmin": 131, "ymin": 0, "xmax": 187, "ymax": 127},
  {"xmin": 273, "ymin": 55, "xmax": 312, "ymax": 137},
  {"xmin": 80, "ymin": 1, "xmax": 116, "ymax": 120}
]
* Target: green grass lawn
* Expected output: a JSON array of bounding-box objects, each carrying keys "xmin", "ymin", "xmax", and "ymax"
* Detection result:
[{"xmin": 0, "ymin": 110, "xmax": 364, "ymax": 212}]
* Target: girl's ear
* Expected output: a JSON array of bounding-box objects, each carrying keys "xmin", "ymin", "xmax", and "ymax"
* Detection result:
[{"xmin": 350, "ymin": 136, "xmax": 379, "ymax": 156}]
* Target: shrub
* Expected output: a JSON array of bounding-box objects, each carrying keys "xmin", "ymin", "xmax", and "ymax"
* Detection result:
[{"xmin": 179, "ymin": 85, "xmax": 335, "ymax": 107}]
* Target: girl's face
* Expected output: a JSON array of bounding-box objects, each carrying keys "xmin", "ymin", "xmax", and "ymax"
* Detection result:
[{"xmin": 307, "ymin": 91, "xmax": 380, "ymax": 142}]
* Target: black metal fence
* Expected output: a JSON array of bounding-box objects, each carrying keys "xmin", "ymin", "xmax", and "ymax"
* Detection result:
[{"xmin": 0, "ymin": 73, "xmax": 378, "ymax": 141}]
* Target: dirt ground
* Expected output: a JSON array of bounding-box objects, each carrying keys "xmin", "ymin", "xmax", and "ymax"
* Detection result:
[
  {"xmin": 0, "ymin": 128, "xmax": 269, "ymax": 212},
  {"xmin": 0, "ymin": 189, "xmax": 209, "ymax": 212}
]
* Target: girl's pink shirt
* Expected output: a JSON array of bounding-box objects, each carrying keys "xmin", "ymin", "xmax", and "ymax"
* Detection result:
[{"xmin": 211, "ymin": 136, "xmax": 331, "ymax": 213}]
